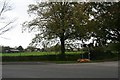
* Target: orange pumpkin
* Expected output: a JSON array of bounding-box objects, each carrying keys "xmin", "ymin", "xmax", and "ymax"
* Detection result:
[{"xmin": 77, "ymin": 59, "xmax": 90, "ymax": 62}]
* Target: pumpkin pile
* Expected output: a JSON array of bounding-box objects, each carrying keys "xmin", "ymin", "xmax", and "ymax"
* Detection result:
[{"xmin": 77, "ymin": 59, "xmax": 90, "ymax": 63}]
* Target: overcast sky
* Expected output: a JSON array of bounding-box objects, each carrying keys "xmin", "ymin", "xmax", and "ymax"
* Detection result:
[{"xmin": 0, "ymin": 0, "xmax": 36, "ymax": 48}]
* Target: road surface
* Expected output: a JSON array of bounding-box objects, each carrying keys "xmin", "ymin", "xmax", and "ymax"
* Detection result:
[{"xmin": 2, "ymin": 61, "xmax": 118, "ymax": 78}]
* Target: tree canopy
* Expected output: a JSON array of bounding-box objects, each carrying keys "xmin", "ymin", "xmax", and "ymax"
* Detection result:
[{"xmin": 87, "ymin": 2, "xmax": 120, "ymax": 46}]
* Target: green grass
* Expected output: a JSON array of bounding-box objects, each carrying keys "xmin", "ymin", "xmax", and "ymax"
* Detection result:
[{"xmin": 0, "ymin": 51, "xmax": 83, "ymax": 57}]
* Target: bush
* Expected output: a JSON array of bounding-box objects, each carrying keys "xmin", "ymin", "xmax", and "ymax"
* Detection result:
[{"xmin": 90, "ymin": 46, "xmax": 118, "ymax": 60}]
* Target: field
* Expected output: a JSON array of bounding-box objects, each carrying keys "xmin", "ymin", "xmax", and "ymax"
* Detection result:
[{"xmin": 0, "ymin": 51, "xmax": 84, "ymax": 57}]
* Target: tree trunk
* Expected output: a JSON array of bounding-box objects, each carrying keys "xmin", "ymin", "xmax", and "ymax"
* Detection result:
[
  {"xmin": 60, "ymin": 38, "xmax": 65, "ymax": 54},
  {"xmin": 60, "ymin": 35, "xmax": 65, "ymax": 59}
]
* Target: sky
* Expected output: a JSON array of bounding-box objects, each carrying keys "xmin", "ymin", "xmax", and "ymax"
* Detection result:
[{"xmin": 0, "ymin": 0, "xmax": 36, "ymax": 48}]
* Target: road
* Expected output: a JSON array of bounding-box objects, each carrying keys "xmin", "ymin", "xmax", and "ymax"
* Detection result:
[{"xmin": 2, "ymin": 61, "xmax": 118, "ymax": 78}]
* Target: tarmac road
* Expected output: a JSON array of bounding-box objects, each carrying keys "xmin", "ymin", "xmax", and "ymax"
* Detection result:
[{"xmin": 2, "ymin": 61, "xmax": 118, "ymax": 78}]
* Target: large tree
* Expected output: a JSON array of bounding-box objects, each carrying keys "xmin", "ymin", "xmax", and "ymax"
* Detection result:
[{"xmin": 23, "ymin": 2, "xmax": 90, "ymax": 58}]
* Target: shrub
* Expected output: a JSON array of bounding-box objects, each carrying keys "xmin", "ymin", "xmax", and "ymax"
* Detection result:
[{"xmin": 90, "ymin": 46, "xmax": 117, "ymax": 60}]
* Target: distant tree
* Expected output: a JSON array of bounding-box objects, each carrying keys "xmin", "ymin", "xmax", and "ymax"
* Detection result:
[
  {"xmin": 26, "ymin": 46, "xmax": 35, "ymax": 52},
  {"xmin": 47, "ymin": 43, "xmax": 60, "ymax": 52},
  {"xmin": 41, "ymin": 40, "xmax": 49, "ymax": 52},
  {"xmin": 17, "ymin": 46, "xmax": 24, "ymax": 52},
  {"xmin": 2, "ymin": 46, "xmax": 10, "ymax": 53}
]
